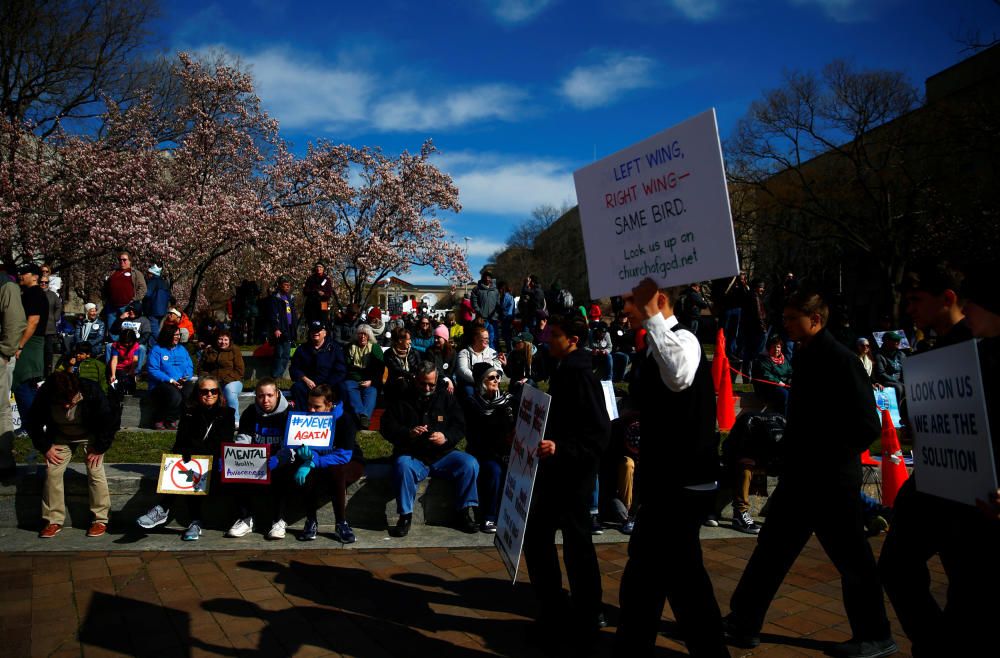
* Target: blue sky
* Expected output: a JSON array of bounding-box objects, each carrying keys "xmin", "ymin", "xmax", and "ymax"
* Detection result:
[{"xmin": 155, "ymin": 0, "xmax": 1000, "ymax": 284}]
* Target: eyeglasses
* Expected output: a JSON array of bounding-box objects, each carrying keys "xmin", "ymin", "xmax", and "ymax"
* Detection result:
[
  {"xmin": 484, "ymin": 375, "xmax": 500, "ymax": 382},
  {"xmin": 40, "ymin": 280, "xmax": 49, "ymax": 285},
  {"xmin": 199, "ymin": 388, "xmax": 220, "ymax": 396},
  {"xmin": 119, "ymin": 258, "xmax": 129, "ymax": 263}
]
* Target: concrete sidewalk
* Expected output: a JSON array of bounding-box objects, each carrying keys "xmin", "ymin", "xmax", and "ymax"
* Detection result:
[{"xmin": 1, "ymin": 536, "xmax": 937, "ymax": 657}]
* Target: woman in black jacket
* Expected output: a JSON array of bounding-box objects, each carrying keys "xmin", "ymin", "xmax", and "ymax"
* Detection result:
[
  {"xmin": 383, "ymin": 328, "xmax": 421, "ymax": 402},
  {"xmin": 462, "ymin": 363, "xmax": 515, "ymax": 533},
  {"xmin": 135, "ymin": 376, "xmax": 236, "ymax": 540},
  {"xmin": 422, "ymin": 324, "xmax": 459, "ymax": 393}
]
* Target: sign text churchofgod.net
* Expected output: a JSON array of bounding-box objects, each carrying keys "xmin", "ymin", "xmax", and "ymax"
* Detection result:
[{"xmin": 574, "ymin": 109, "xmax": 740, "ymax": 299}]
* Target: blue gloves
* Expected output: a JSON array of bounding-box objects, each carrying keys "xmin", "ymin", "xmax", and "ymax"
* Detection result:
[
  {"xmin": 296, "ymin": 445, "xmax": 312, "ymax": 462},
  {"xmin": 267, "ymin": 456, "xmax": 279, "ymax": 471},
  {"xmin": 294, "ymin": 464, "xmax": 312, "ymax": 486}
]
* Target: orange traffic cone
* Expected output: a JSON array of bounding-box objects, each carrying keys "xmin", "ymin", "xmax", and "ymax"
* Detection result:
[
  {"xmin": 717, "ymin": 357, "xmax": 736, "ymax": 430},
  {"xmin": 712, "ymin": 329, "xmax": 726, "ymax": 392},
  {"xmin": 879, "ymin": 408, "xmax": 909, "ymax": 507}
]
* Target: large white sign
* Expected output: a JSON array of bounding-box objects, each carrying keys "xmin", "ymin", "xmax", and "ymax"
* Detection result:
[
  {"xmin": 495, "ymin": 385, "xmax": 551, "ymax": 582},
  {"xmin": 156, "ymin": 455, "xmax": 213, "ymax": 495},
  {"xmin": 574, "ymin": 108, "xmax": 739, "ymax": 299},
  {"xmin": 220, "ymin": 443, "xmax": 271, "ymax": 484},
  {"xmin": 905, "ymin": 340, "xmax": 997, "ymax": 506},
  {"xmin": 284, "ymin": 411, "xmax": 336, "ymax": 449}
]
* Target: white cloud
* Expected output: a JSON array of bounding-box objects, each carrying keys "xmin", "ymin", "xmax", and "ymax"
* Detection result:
[
  {"xmin": 372, "ymin": 84, "xmax": 527, "ymax": 132},
  {"xmin": 463, "ymin": 236, "xmax": 508, "ymax": 257},
  {"xmin": 666, "ymin": 0, "xmax": 724, "ymax": 22},
  {"xmin": 435, "ymin": 151, "xmax": 578, "ymax": 215},
  {"xmin": 559, "ymin": 54, "xmax": 656, "ymax": 109},
  {"xmin": 484, "ymin": 0, "xmax": 554, "ymax": 24},
  {"xmin": 789, "ymin": 0, "xmax": 872, "ymax": 22}
]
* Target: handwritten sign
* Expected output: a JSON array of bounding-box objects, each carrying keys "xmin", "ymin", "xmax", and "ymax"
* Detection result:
[
  {"xmin": 495, "ymin": 385, "xmax": 551, "ymax": 582},
  {"xmin": 284, "ymin": 410, "xmax": 336, "ymax": 449},
  {"xmin": 905, "ymin": 340, "xmax": 997, "ymax": 506},
  {"xmin": 573, "ymin": 108, "xmax": 739, "ymax": 299},
  {"xmin": 10, "ymin": 393, "xmax": 20, "ymax": 430},
  {"xmin": 220, "ymin": 443, "xmax": 270, "ymax": 484},
  {"xmin": 156, "ymin": 454, "xmax": 212, "ymax": 495}
]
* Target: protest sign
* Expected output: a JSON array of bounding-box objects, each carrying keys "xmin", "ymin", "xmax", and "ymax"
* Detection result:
[
  {"xmin": 573, "ymin": 108, "xmax": 739, "ymax": 299},
  {"xmin": 905, "ymin": 340, "xmax": 997, "ymax": 506},
  {"xmin": 10, "ymin": 393, "xmax": 20, "ymax": 431},
  {"xmin": 284, "ymin": 411, "xmax": 336, "ymax": 449},
  {"xmin": 495, "ymin": 385, "xmax": 551, "ymax": 582},
  {"xmin": 601, "ymin": 381, "xmax": 619, "ymax": 421},
  {"xmin": 872, "ymin": 330, "xmax": 911, "ymax": 350},
  {"xmin": 156, "ymin": 454, "xmax": 212, "ymax": 495},
  {"xmin": 220, "ymin": 443, "xmax": 270, "ymax": 484},
  {"xmin": 874, "ymin": 387, "xmax": 902, "ymax": 428}
]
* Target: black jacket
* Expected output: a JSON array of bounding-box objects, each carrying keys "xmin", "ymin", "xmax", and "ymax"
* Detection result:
[
  {"xmin": 381, "ymin": 387, "xmax": 466, "ymax": 465},
  {"xmin": 542, "ymin": 348, "xmax": 610, "ymax": 480},
  {"xmin": 172, "ymin": 405, "xmax": 236, "ymax": 462},
  {"xmin": 27, "ymin": 378, "xmax": 116, "ymax": 454},
  {"xmin": 289, "ymin": 339, "xmax": 347, "ymax": 391},
  {"xmin": 463, "ymin": 393, "xmax": 516, "ymax": 464}
]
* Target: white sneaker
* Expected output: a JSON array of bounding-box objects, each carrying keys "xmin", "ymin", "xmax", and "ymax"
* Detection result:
[
  {"xmin": 267, "ymin": 519, "xmax": 287, "ymax": 540},
  {"xmin": 226, "ymin": 517, "xmax": 254, "ymax": 538}
]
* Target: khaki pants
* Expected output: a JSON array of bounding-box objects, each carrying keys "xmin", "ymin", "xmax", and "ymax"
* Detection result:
[
  {"xmin": 0, "ymin": 355, "xmax": 14, "ymax": 470},
  {"xmin": 42, "ymin": 441, "xmax": 110, "ymax": 525},
  {"xmin": 617, "ymin": 456, "xmax": 635, "ymax": 510}
]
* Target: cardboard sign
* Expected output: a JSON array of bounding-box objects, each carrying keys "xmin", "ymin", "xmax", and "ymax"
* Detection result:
[
  {"xmin": 220, "ymin": 443, "xmax": 270, "ymax": 484},
  {"xmin": 872, "ymin": 330, "xmax": 911, "ymax": 350},
  {"xmin": 874, "ymin": 387, "xmax": 902, "ymax": 428},
  {"xmin": 574, "ymin": 108, "xmax": 739, "ymax": 299},
  {"xmin": 284, "ymin": 408, "xmax": 339, "ymax": 449},
  {"xmin": 905, "ymin": 340, "xmax": 997, "ymax": 506},
  {"xmin": 156, "ymin": 455, "xmax": 212, "ymax": 495},
  {"xmin": 495, "ymin": 385, "xmax": 551, "ymax": 582}
]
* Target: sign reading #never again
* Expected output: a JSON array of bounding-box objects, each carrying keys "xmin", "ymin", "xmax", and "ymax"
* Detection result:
[
  {"xmin": 284, "ymin": 411, "xmax": 335, "ymax": 449},
  {"xmin": 574, "ymin": 109, "xmax": 740, "ymax": 299}
]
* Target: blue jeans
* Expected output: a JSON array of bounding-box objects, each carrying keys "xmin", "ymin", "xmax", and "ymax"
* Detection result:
[
  {"xmin": 105, "ymin": 344, "xmax": 147, "ymax": 371},
  {"xmin": 393, "ymin": 451, "xmax": 479, "ymax": 515},
  {"xmin": 148, "ymin": 316, "xmax": 163, "ymax": 344},
  {"xmin": 593, "ymin": 352, "xmax": 613, "ymax": 381},
  {"xmin": 590, "ymin": 474, "xmax": 600, "ymax": 515},
  {"xmin": 476, "ymin": 457, "xmax": 504, "ymax": 522},
  {"xmin": 223, "ymin": 381, "xmax": 243, "ymax": 422},
  {"xmin": 612, "ymin": 352, "xmax": 629, "ymax": 382},
  {"xmin": 345, "ymin": 379, "xmax": 377, "ymax": 419},
  {"xmin": 486, "ymin": 320, "xmax": 498, "ymax": 350},
  {"xmin": 271, "ymin": 340, "xmax": 291, "ymax": 378}
]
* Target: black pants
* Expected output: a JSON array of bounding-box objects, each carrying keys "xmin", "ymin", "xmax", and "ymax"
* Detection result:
[
  {"xmin": 879, "ymin": 478, "xmax": 1000, "ymax": 656},
  {"xmin": 729, "ymin": 478, "xmax": 890, "ymax": 641},
  {"xmin": 615, "ymin": 489, "xmax": 726, "ymax": 657},
  {"xmin": 271, "ymin": 461, "xmax": 365, "ymax": 523},
  {"xmin": 522, "ymin": 467, "xmax": 602, "ymax": 627},
  {"xmin": 151, "ymin": 381, "xmax": 194, "ymax": 422}
]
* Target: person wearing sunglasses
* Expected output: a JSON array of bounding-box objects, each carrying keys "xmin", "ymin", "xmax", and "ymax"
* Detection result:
[
  {"xmin": 136, "ymin": 376, "xmax": 236, "ymax": 541},
  {"xmin": 462, "ymin": 363, "xmax": 515, "ymax": 533},
  {"xmin": 101, "ymin": 250, "xmax": 146, "ymax": 329}
]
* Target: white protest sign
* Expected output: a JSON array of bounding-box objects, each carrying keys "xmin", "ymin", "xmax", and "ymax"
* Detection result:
[
  {"xmin": 495, "ymin": 385, "xmax": 551, "ymax": 582},
  {"xmin": 156, "ymin": 455, "xmax": 212, "ymax": 495},
  {"xmin": 873, "ymin": 330, "xmax": 911, "ymax": 350},
  {"xmin": 601, "ymin": 381, "xmax": 619, "ymax": 421},
  {"xmin": 905, "ymin": 340, "xmax": 997, "ymax": 506},
  {"xmin": 10, "ymin": 394, "xmax": 20, "ymax": 430},
  {"xmin": 574, "ymin": 108, "xmax": 739, "ymax": 299},
  {"xmin": 220, "ymin": 443, "xmax": 271, "ymax": 484},
  {"xmin": 284, "ymin": 411, "xmax": 336, "ymax": 449}
]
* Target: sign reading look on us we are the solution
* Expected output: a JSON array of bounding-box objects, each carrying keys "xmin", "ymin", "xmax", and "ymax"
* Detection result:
[
  {"xmin": 574, "ymin": 108, "xmax": 740, "ymax": 300},
  {"xmin": 905, "ymin": 340, "xmax": 997, "ymax": 506}
]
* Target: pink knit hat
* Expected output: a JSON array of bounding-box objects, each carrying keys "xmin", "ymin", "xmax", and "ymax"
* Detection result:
[{"xmin": 434, "ymin": 324, "xmax": 449, "ymax": 341}]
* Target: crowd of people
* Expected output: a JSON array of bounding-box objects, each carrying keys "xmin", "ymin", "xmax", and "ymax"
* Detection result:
[{"xmin": 1, "ymin": 252, "xmax": 997, "ymax": 657}]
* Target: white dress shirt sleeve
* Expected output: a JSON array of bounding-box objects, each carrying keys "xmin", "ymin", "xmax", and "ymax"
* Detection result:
[{"xmin": 643, "ymin": 313, "xmax": 702, "ymax": 392}]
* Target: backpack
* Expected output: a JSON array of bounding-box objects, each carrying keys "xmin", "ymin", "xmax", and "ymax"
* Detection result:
[
  {"xmin": 722, "ymin": 411, "xmax": 786, "ymax": 473},
  {"xmin": 557, "ymin": 288, "xmax": 573, "ymax": 312}
]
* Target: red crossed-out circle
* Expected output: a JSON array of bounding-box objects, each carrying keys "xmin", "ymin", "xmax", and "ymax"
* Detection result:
[{"xmin": 169, "ymin": 458, "xmax": 203, "ymax": 490}]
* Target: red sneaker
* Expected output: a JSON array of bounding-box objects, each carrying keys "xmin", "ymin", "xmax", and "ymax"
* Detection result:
[
  {"xmin": 86, "ymin": 522, "xmax": 108, "ymax": 537},
  {"xmin": 39, "ymin": 523, "xmax": 62, "ymax": 538}
]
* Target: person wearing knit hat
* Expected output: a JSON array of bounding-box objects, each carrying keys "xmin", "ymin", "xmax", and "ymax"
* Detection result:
[
  {"xmin": 74, "ymin": 303, "xmax": 106, "ymax": 356},
  {"xmin": 423, "ymin": 324, "xmax": 458, "ymax": 393},
  {"xmin": 462, "ymin": 361, "xmax": 514, "ymax": 533}
]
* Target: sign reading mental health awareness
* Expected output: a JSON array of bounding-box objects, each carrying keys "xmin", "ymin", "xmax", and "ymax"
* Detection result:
[
  {"xmin": 284, "ymin": 408, "xmax": 339, "ymax": 449},
  {"xmin": 495, "ymin": 385, "xmax": 551, "ymax": 582},
  {"xmin": 874, "ymin": 387, "xmax": 903, "ymax": 428},
  {"xmin": 573, "ymin": 108, "xmax": 740, "ymax": 300},
  {"xmin": 156, "ymin": 455, "xmax": 212, "ymax": 495},
  {"xmin": 872, "ymin": 330, "xmax": 911, "ymax": 350},
  {"xmin": 905, "ymin": 340, "xmax": 997, "ymax": 506},
  {"xmin": 220, "ymin": 443, "xmax": 271, "ymax": 484}
]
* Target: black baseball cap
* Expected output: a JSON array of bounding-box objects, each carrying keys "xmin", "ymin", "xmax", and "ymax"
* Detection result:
[
  {"xmin": 17, "ymin": 263, "xmax": 41, "ymax": 276},
  {"xmin": 308, "ymin": 320, "xmax": 326, "ymax": 333}
]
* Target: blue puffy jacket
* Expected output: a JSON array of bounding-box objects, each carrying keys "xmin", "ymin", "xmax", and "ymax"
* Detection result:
[{"xmin": 147, "ymin": 344, "xmax": 194, "ymax": 384}]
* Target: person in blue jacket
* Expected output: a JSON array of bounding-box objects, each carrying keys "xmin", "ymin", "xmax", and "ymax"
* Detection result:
[
  {"xmin": 147, "ymin": 325, "xmax": 194, "ymax": 429},
  {"xmin": 289, "ymin": 320, "xmax": 347, "ymax": 410}
]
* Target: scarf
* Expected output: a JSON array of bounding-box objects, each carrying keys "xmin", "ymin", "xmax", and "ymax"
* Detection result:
[
  {"xmin": 471, "ymin": 389, "xmax": 512, "ymax": 416},
  {"xmin": 392, "ymin": 346, "xmax": 411, "ymax": 370},
  {"xmin": 769, "ymin": 352, "xmax": 785, "ymax": 366},
  {"xmin": 348, "ymin": 342, "xmax": 373, "ymax": 369}
]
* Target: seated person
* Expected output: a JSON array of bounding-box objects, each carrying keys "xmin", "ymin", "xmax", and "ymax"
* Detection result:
[
  {"xmin": 462, "ymin": 363, "xmax": 515, "ymax": 533},
  {"xmin": 74, "ymin": 303, "xmax": 106, "ymax": 356},
  {"xmin": 136, "ymin": 376, "xmax": 236, "ymax": 540},
  {"xmin": 722, "ymin": 410, "xmax": 787, "ymax": 534},
  {"xmin": 380, "ymin": 362, "xmax": 479, "ymax": 537},
  {"xmin": 107, "ymin": 302, "xmax": 152, "ymax": 354},
  {"xmin": 198, "ymin": 330, "xmax": 245, "ymax": 422},
  {"xmin": 752, "ymin": 334, "xmax": 792, "ymax": 414},
  {"xmin": 874, "ymin": 331, "xmax": 906, "ymax": 401},
  {"xmin": 505, "ymin": 331, "xmax": 546, "ymax": 401},
  {"xmin": 345, "ymin": 324, "xmax": 384, "ymax": 429},
  {"xmin": 289, "ymin": 321, "xmax": 346, "ymax": 411},
  {"xmin": 274, "ymin": 384, "xmax": 364, "ymax": 542},
  {"xmin": 587, "ymin": 322, "xmax": 614, "ymax": 381},
  {"xmin": 601, "ymin": 408, "xmax": 640, "ymax": 534},
  {"xmin": 383, "ymin": 327, "xmax": 422, "ymax": 402},
  {"xmin": 28, "ymin": 370, "xmax": 115, "ymax": 539},
  {"xmin": 147, "ymin": 325, "xmax": 194, "ymax": 430},
  {"xmin": 108, "ymin": 328, "xmax": 142, "ymax": 395},
  {"xmin": 422, "ymin": 324, "xmax": 458, "ymax": 394},
  {"xmin": 854, "ymin": 337, "xmax": 880, "ymax": 389},
  {"xmin": 58, "ymin": 342, "xmax": 109, "ymax": 394},
  {"xmin": 456, "ymin": 326, "xmax": 506, "ymax": 399},
  {"xmin": 230, "ymin": 378, "xmax": 290, "ymax": 538},
  {"xmin": 411, "ymin": 316, "xmax": 435, "ymax": 353}
]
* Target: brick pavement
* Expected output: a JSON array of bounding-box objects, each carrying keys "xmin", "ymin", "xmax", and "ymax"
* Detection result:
[{"xmin": 1, "ymin": 536, "xmax": 942, "ymax": 657}]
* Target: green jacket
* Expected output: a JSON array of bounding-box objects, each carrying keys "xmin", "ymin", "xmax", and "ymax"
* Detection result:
[
  {"xmin": 753, "ymin": 353, "xmax": 792, "ymax": 385},
  {"xmin": 58, "ymin": 358, "xmax": 109, "ymax": 394}
]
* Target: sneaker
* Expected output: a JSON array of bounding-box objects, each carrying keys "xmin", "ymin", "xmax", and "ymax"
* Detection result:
[
  {"xmin": 828, "ymin": 638, "xmax": 898, "ymax": 658},
  {"xmin": 703, "ymin": 515, "xmax": 720, "ymax": 527},
  {"xmin": 865, "ymin": 515, "xmax": 889, "ymax": 537},
  {"xmin": 165, "ymin": 420, "xmax": 179, "ymax": 430},
  {"xmin": 298, "ymin": 519, "xmax": 318, "ymax": 541},
  {"xmin": 457, "ymin": 507, "xmax": 478, "ymax": 534},
  {"xmin": 733, "ymin": 510, "xmax": 761, "ymax": 535},
  {"xmin": 335, "ymin": 521, "xmax": 356, "ymax": 544},
  {"xmin": 137, "ymin": 505, "xmax": 170, "ymax": 529},
  {"xmin": 267, "ymin": 519, "xmax": 287, "ymax": 540},
  {"xmin": 590, "ymin": 514, "xmax": 603, "ymax": 535},
  {"xmin": 226, "ymin": 517, "xmax": 254, "ymax": 538},
  {"xmin": 152, "ymin": 421, "xmax": 166, "ymax": 430},
  {"xmin": 86, "ymin": 522, "xmax": 108, "ymax": 537},
  {"xmin": 392, "ymin": 514, "xmax": 412, "ymax": 537},
  {"xmin": 722, "ymin": 613, "xmax": 760, "ymax": 648},
  {"xmin": 39, "ymin": 523, "xmax": 62, "ymax": 539},
  {"xmin": 481, "ymin": 520, "xmax": 498, "ymax": 534},
  {"xmin": 182, "ymin": 522, "xmax": 202, "ymax": 541},
  {"xmin": 621, "ymin": 516, "xmax": 636, "ymax": 535}
]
